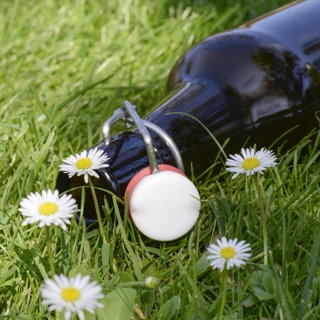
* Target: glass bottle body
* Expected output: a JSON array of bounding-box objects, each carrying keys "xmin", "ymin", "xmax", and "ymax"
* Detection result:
[{"xmin": 57, "ymin": 0, "xmax": 320, "ymax": 219}]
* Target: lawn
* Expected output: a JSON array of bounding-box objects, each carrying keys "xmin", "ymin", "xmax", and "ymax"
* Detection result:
[{"xmin": 1, "ymin": 0, "xmax": 319, "ymax": 319}]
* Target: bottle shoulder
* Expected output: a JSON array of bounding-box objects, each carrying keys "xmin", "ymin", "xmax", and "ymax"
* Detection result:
[
  {"xmin": 167, "ymin": 28, "xmax": 307, "ymax": 101},
  {"xmin": 161, "ymin": 27, "xmax": 320, "ymax": 144}
]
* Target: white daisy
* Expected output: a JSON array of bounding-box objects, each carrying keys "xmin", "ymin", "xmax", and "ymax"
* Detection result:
[
  {"xmin": 19, "ymin": 189, "xmax": 77, "ymax": 230},
  {"xmin": 225, "ymin": 147, "xmax": 277, "ymax": 179},
  {"xmin": 59, "ymin": 148, "xmax": 110, "ymax": 184},
  {"xmin": 41, "ymin": 273, "xmax": 103, "ymax": 320},
  {"xmin": 207, "ymin": 237, "xmax": 251, "ymax": 271}
]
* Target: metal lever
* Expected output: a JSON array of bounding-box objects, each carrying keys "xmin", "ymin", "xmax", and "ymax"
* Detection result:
[
  {"xmin": 102, "ymin": 100, "xmax": 184, "ymax": 173},
  {"xmin": 124, "ymin": 100, "xmax": 159, "ymax": 174}
]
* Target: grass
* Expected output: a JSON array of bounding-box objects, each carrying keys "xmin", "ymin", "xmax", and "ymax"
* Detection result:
[{"xmin": 1, "ymin": 0, "xmax": 320, "ymax": 319}]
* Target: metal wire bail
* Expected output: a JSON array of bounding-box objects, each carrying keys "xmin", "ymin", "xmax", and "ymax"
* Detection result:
[{"xmin": 102, "ymin": 100, "xmax": 184, "ymax": 174}]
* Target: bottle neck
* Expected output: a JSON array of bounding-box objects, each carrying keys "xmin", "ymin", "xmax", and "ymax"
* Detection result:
[
  {"xmin": 147, "ymin": 80, "xmax": 259, "ymax": 175},
  {"xmin": 101, "ymin": 81, "xmax": 239, "ymax": 189},
  {"xmin": 56, "ymin": 80, "xmax": 242, "ymax": 219}
]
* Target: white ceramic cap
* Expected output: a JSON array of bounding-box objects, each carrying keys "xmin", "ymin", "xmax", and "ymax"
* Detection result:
[{"xmin": 129, "ymin": 170, "xmax": 201, "ymax": 241}]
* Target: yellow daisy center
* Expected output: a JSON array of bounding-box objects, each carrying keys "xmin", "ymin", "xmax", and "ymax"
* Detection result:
[
  {"xmin": 76, "ymin": 157, "xmax": 92, "ymax": 170},
  {"xmin": 61, "ymin": 287, "xmax": 81, "ymax": 302},
  {"xmin": 39, "ymin": 202, "xmax": 58, "ymax": 216},
  {"xmin": 242, "ymin": 157, "xmax": 260, "ymax": 170},
  {"xmin": 220, "ymin": 246, "xmax": 236, "ymax": 259}
]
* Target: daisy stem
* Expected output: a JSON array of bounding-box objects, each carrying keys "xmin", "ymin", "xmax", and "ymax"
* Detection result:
[
  {"xmin": 253, "ymin": 176, "xmax": 268, "ymax": 265},
  {"xmin": 89, "ymin": 178, "xmax": 107, "ymax": 244},
  {"xmin": 46, "ymin": 227, "xmax": 55, "ymax": 277},
  {"xmin": 218, "ymin": 267, "xmax": 228, "ymax": 318}
]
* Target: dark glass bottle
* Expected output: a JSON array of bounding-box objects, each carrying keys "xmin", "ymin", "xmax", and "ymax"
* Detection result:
[{"xmin": 57, "ymin": 0, "xmax": 320, "ymax": 221}]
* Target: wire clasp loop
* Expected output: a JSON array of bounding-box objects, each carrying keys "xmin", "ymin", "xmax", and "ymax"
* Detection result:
[{"xmin": 102, "ymin": 100, "xmax": 184, "ymax": 174}]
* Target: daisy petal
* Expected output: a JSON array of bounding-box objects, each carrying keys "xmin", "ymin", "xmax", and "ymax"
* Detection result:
[
  {"xmin": 41, "ymin": 273, "xmax": 104, "ymax": 319},
  {"xmin": 225, "ymin": 147, "xmax": 277, "ymax": 178},
  {"xmin": 19, "ymin": 189, "xmax": 77, "ymax": 230},
  {"xmin": 59, "ymin": 148, "xmax": 110, "ymax": 184},
  {"xmin": 207, "ymin": 237, "xmax": 251, "ymax": 271}
]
